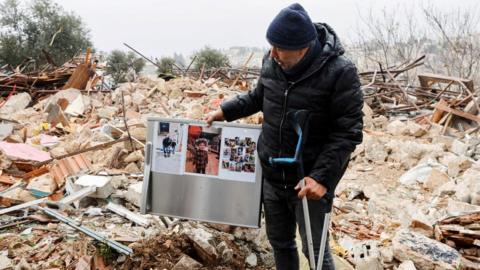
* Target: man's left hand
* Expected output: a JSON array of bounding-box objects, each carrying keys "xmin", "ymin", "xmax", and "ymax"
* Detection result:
[{"xmin": 295, "ymin": 177, "xmax": 327, "ymax": 200}]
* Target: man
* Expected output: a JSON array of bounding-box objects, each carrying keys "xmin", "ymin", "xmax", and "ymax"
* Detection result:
[{"xmin": 207, "ymin": 3, "xmax": 363, "ymax": 269}]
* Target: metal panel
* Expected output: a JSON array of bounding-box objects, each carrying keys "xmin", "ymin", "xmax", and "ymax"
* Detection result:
[{"xmin": 141, "ymin": 118, "xmax": 262, "ymax": 228}]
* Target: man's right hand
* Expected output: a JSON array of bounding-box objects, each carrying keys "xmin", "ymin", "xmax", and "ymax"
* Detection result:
[{"xmin": 206, "ymin": 109, "xmax": 225, "ymax": 127}]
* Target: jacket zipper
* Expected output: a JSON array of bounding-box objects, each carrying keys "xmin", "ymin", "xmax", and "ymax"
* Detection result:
[
  {"xmin": 278, "ymin": 82, "xmax": 295, "ymax": 189},
  {"xmin": 275, "ymin": 55, "xmax": 333, "ymax": 189}
]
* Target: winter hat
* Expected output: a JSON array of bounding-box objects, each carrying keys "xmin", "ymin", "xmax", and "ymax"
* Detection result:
[{"xmin": 266, "ymin": 3, "xmax": 317, "ymax": 50}]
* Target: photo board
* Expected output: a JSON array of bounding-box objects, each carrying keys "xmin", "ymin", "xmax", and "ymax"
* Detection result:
[{"xmin": 141, "ymin": 117, "xmax": 262, "ymax": 228}]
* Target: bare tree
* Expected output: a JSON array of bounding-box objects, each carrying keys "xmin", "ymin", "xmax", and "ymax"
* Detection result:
[{"xmin": 349, "ymin": 3, "xmax": 480, "ymax": 87}]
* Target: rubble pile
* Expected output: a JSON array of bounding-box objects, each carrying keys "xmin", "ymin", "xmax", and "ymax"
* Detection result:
[
  {"xmin": 331, "ymin": 106, "xmax": 480, "ymax": 269},
  {"xmin": 0, "ymin": 52, "xmax": 480, "ymax": 270},
  {"xmin": 0, "ymin": 54, "xmax": 265, "ymax": 269}
]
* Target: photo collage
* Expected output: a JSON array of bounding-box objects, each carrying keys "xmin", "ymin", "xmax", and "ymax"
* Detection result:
[
  {"xmin": 152, "ymin": 121, "xmax": 260, "ymax": 182},
  {"xmin": 221, "ymin": 136, "xmax": 256, "ymax": 174}
]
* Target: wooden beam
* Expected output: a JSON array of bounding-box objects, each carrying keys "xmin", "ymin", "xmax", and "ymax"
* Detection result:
[{"xmin": 434, "ymin": 102, "xmax": 480, "ymax": 123}]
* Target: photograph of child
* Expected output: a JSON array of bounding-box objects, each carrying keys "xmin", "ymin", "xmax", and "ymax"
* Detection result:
[
  {"xmin": 185, "ymin": 125, "xmax": 221, "ymax": 176},
  {"xmin": 153, "ymin": 122, "xmax": 185, "ymax": 174}
]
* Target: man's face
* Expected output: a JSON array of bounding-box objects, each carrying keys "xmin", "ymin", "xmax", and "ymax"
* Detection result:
[
  {"xmin": 198, "ymin": 142, "xmax": 207, "ymax": 151},
  {"xmin": 270, "ymin": 46, "xmax": 309, "ymax": 70}
]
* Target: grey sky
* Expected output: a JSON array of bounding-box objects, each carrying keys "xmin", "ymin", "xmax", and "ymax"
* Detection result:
[{"xmin": 58, "ymin": 0, "xmax": 479, "ymax": 58}]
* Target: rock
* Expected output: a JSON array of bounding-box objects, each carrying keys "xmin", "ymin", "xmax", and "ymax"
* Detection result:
[
  {"xmin": 392, "ymin": 229, "xmax": 461, "ymax": 270},
  {"xmin": 0, "ymin": 151, "xmax": 12, "ymax": 170},
  {"xmin": 125, "ymin": 182, "xmax": 143, "ymax": 207},
  {"xmin": 446, "ymin": 199, "xmax": 480, "ymax": 216},
  {"xmin": 363, "ymin": 136, "xmax": 388, "ymax": 164},
  {"xmin": 386, "ymin": 120, "xmax": 408, "ymax": 136},
  {"xmin": 186, "ymin": 228, "xmax": 218, "ymax": 264},
  {"xmin": 97, "ymin": 106, "xmax": 119, "ymax": 119},
  {"xmin": 356, "ymin": 258, "xmax": 382, "ymax": 270},
  {"xmin": 233, "ymin": 227, "xmax": 259, "ymax": 242},
  {"xmin": 217, "ymin": 241, "xmax": 233, "ymax": 263},
  {"xmin": 454, "ymin": 168, "xmax": 479, "ymax": 203},
  {"xmin": 1, "ymin": 186, "xmax": 36, "ymax": 203},
  {"xmin": 398, "ymin": 260, "xmax": 417, "ymax": 270},
  {"xmin": 26, "ymin": 174, "xmax": 57, "ymax": 197},
  {"xmin": 446, "ymin": 155, "xmax": 471, "ymax": 178},
  {"xmin": 406, "ymin": 122, "xmax": 427, "ymax": 137},
  {"xmin": 45, "ymin": 88, "xmax": 81, "ymax": 108},
  {"xmin": 0, "ymin": 254, "xmax": 12, "ymax": 269},
  {"xmin": 0, "ymin": 93, "xmax": 31, "ymax": 115},
  {"xmin": 399, "ymin": 161, "xmax": 446, "ymax": 186},
  {"xmin": 373, "ymin": 115, "xmax": 388, "ymax": 129},
  {"xmin": 451, "ymin": 139, "xmax": 468, "ymax": 156},
  {"xmin": 386, "ymin": 140, "xmax": 444, "ymax": 169},
  {"xmin": 379, "ymin": 246, "xmax": 394, "ymax": 263},
  {"xmin": 172, "ymin": 255, "xmax": 202, "ymax": 270},
  {"xmin": 431, "ymin": 135, "xmax": 453, "ymax": 150},
  {"xmin": 130, "ymin": 127, "xmax": 147, "ymax": 141},
  {"xmin": 110, "ymin": 175, "xmax": 130, "ymax": 189},
  {"xmin": 65, "ymin": 95, "xmax": 90, "ymax": 116},
  {"xmin": 132, "ymin": 92, "xmax": 146, "ymax": 105},
  {"xmin": 124, "ymin": 150, "xmax": 143, "ymax": 163},
  {"xmin": 352, "ymin": 241, "xmax": 382, "ymax": 270},
  {"xmin": 245, "ymin": 253, "xmax": 258, "ymax": 267},
  {"xmin": 423, "ymin": 169, "xmax": 449, "ymax": 191},
  {"xmin": 125, "ymin": 162, "xmax": 142, "ymax": 173},
  {"xmin": 0, "ymin": 124, "xmax": 13, "ymax": 141}
]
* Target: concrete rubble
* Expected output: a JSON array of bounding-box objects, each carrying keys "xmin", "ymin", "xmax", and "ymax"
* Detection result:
[{"xmin": 0, "ymin": 55, "xmax": 479, "ymax": 270}]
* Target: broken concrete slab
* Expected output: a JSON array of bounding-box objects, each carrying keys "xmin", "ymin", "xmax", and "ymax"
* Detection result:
[
  {"xmin": 125, "ymin": 182, "xmax": 143, "ymax": 207},
  {"xmin": 392, "ymin": 229, "xmax": 461, "ymax": 270},
  {"xmin": 74, "ymin": 175, "xmax": 113, "ymax": 199},
  {"xmin": 64, "ymin": 94, "xmax": 89, "ymax": 116},
  {"xmin": 399, "ymin": 161, "xmax": 446, "ymax": 186},
  {"xmin": 26, "ymin": 174, "xmax": 57, "ymax": 198},
  {"xmin": 0, "ymin": 141, "xmax": 51, "ymax": 162},
  {"xmin": 0, "ymin": 93, "xmax": 31, "ymax": 115}
]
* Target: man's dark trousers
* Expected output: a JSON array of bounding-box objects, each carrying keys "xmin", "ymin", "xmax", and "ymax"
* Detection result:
[{"xmin": 263, "ymin": 179, "xmax": 335, "ymax": 270}]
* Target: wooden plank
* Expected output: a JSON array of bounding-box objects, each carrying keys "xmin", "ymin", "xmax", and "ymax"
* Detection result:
[
  {"xmin": 434, "ymin": 102, "xmax": 480, "ymax": 123},
  {"xmin": 418, "ymin": 73, "xmax": 474, "ymax": 92},
  {"xmin": 63, "ymin": 63, "xmax": 91, "ymax": 90},
  {"xmin": 431, "ymin": 99, "xmax": 448, "ymax": 123}
]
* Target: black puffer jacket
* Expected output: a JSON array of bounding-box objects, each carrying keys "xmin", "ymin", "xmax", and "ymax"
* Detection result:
[{"xmin": 221, "ymin": 23, "xmax": 363, "ymax": 200}]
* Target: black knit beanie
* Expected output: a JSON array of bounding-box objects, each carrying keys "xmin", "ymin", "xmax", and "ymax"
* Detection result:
[{"xmin": 266, "ymin": 3, "xmax": 317, "ymax": 50}]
